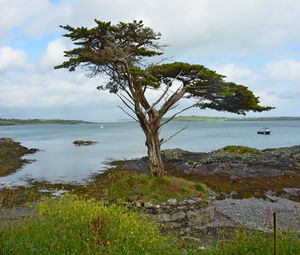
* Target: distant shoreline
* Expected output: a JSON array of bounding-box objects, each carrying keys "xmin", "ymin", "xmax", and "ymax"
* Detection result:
[
  {"xmin": 0, "ymin": 118, "xmax": 96, "ymax": 126},
  {"xmin": 172, "ymin": 116, "xmax": 300, "ymax": 122},
  {"xmin": 1, "ymin": 116, "xmax": 300, "ymax": 126}
]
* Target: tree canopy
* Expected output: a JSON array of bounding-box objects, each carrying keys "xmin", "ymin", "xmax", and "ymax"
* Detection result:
[{"xmin": 55, "ymin": 20, "xmax": 273, "ymax": 176}]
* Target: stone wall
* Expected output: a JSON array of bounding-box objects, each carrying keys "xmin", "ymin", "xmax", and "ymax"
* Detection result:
[{"xmin": 142, "ymin": 197, "xmax": 215, "ymax": 236}]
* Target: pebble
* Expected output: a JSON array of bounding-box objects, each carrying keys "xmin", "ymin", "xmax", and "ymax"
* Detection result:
[{"xmin": 214, "ymin": 197, "xmax": 300, "ymax": 232}]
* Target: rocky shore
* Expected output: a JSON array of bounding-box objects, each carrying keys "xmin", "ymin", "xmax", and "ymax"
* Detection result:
[
  {"xmin": 111, "ymin": 144, "xmax": 300, "ymax": 236},
  {"xmin": 0, "ymin": 138, "xmax": 38, "ymax": 177},
  {"xmin": 1, "ymin": 140, "xmax": 299, "ymax": 241},
  {"xmin": 120, "ymin": 145, "xmax": 300, "ymax": 201}
]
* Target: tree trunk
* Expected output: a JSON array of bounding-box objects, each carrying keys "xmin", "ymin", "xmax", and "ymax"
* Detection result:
[{"xmin": 145, "ymin": 126, "xmax": 164, "ymax": 177}]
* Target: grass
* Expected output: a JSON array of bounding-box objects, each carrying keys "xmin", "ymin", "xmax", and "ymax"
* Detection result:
[
  {"xmin": 1, "ymin": 195, "xmax": 299, "ymax": 255},
  {"xmin": 222, "ymin": 145, "xmax": 260, "ymax": 155},
  {"xmin": 205, "ymin": 228, "xmax": 300, "ymax": 255},
  {"xmin": 106, "ymin": 172, "xmax": 209, "ymax": 203},
  {"xmin": 0, "ymin": 195, "xmax": 187, "ymax": 255},
  {"xmin": 0, "ymin": 171, "xmax": 209, "ymax": 207}
]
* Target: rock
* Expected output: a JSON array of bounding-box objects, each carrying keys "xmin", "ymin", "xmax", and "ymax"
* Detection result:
[
  {"xmin": 265, "ymin": 195, "xmax": 279, "ymax": 202},
  {"xmin": 52, "ymin": 190, "xmax": 66, "ymax": 198},
  {"xmin": 186, "ymin": 199, "xmax": 197, "ymax": 205},
  {"xmin": 167, "ymin": 198, "xmax": 177, "ymax": 205},
  {"xmin": 283, "ymin": 170, "xmax": 297, "ymax": 176},
  {"xmin": 158, "ymin": 213, "xmax": 171, "ymax": 222},
  {"xmin": 227, "ymin": 191, "xmax": 238, "ymax": 198},
  {"xmin": 0, "ymin": 137, "xmax": 38, "ymax": 176},
  {"xmin": 283, "ymin": 187, "xmax": 300, "ymax": 196},
  {"xmin": 38, "ymin": 189, "xmax": 51, "ymax": 194},
  {"xmin": 144, "ymin": 202, "xmax": 154, "ymax": 209},
  {"xmin": 164, "ymin": 145, "xmax": 299, "ymax": 179},
  {"xmin": 128, "ymin": 195, "xmax": 144, "ymax": 207},
  {"xmin": 214, "ymin": 197, "xmax": 300, "ymax": 232},
  {"xmin": 73, "ymin": 140, "xmax": 97, "ymax": 146},
  {"xmin": 170, "ymin": 211, "xmax": 186, "ymax": 222}
]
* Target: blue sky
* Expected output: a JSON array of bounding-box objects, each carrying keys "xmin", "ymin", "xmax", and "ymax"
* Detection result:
[{"xmin": 1, "ymin": 0, "xmax": 300, "ymax": 120}]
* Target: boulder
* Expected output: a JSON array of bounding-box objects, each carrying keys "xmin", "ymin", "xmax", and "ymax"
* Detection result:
[{"xmin": 73, "ymin": 140, "xmax": 97, "ymax": 146}]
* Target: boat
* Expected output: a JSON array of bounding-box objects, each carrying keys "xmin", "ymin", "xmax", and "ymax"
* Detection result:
[
  {"xmin": 257, "ymin": 127, "xmax": 271, "ymax": 135},
  {"xmin": 100, "ymin": 125, "xmax": 104, "ymax": 129}
]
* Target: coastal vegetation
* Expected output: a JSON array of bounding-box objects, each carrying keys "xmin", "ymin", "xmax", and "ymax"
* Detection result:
[
  {"xmin": 0, "ymin": 118, "xmax": 95, "ymax": 126},
  {"xmin": 55, "ymin": 19, "xmax": 272, "ymax": 177},
  {"xmin": 1, "ymin": 194, "xmax": 299, "ymax": 254},
  {"xmin": 0, "ymin": 195, "xmax": 185, "ymax": 255},
  {"xmin": 1, "ymin": 138, "xmax": 299, "ymax": 253},
  {"xmin": 106, "ymin": 172, "xmax": 208, "ymax": 203},
  {"xmin": 222, "ymin": 145, "xmax": 261, "ymax": 155}
]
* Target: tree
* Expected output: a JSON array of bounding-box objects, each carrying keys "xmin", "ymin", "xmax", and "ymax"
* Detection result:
[{"xmin": 55, "ymin": 20, "xmax": 273, "ymax": 177}]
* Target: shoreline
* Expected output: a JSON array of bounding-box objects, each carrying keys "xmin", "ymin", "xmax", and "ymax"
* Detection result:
[{"xmin": 1, "ymin": 116, "xmax": 300, "ymax": 126}]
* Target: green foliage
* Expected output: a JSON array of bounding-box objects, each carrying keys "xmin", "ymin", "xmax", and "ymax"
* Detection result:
[
  {"xmin": 0, "ymin": 195, "xmax": 184, "ymax": 255},
  {"xmin": 194, "ymin": 183, "xmax": 208, "ymax": 193},
  {"xmin": 205, "ymin": 228, "xmax": 300, "ymax": 255},
  {"xmin": 223, "ymin": 145, "xmax": 261, "ymax": 155},
  {"xmin": 55, "ymin": 20, "xmax": 162, "ymax": 72},
  {"xmin": 1, "ymin": 195, "xmax": 299, "ymax": 255},
  {"xmin": 55, "ymin": 19, "xmax": 273, "ymax": 115},
  {"xmin": 106, "ymin": 172, "xmax": 207, "ymax": 202}
]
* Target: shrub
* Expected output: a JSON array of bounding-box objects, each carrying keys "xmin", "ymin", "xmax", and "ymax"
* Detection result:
[
  {"xmin": 107, "ymin": 173, "xmax": 207, "ymax": 202},
  {"xmin": 0, "ymin": 195, "xmax": 185, "ymax": 255},
  {"xmin": 223, "ymin": 145, "xmax": 260, "ymax": 155}
]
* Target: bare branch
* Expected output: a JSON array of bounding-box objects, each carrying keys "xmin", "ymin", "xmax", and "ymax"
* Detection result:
[
  {"xmin": 160, "ymin": 103, "xmax": 198, "ymax": 127},
  {"xmin": 161, "ymin": 125, "xmax": 188, "ymax": 145},
  {"xmin": 145, "ymin": 69, "xmax": 183, "ymax": 113},
  {"xmin": 116, "ymin": 93, "xmax": 136, "ymax": 114},
  {"xmin": 117, "ymin": 105, "xmax": 139, "ymax": 122},
  {"xmin": 169, "ymin": 103, "xmax": 179, "ymax": 111}
]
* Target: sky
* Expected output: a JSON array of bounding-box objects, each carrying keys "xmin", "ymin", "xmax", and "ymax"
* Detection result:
[{"xmin": 1, "ymin": 0, "xmax": 300, "ymax": 121}]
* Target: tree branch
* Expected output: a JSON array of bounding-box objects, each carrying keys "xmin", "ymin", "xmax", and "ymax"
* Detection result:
[
  {"xmin": 146, "ymin": 69, "xmax": 183, "ymax": 113},
  {"xmin": 116, "ymin": 93, "xmax": 136, "ymax": 114},
  {"xmin": 160, "ymin": 103, "xmax": 198, "ymax": 127},
  {"xmin": 117, "ymin": 105, "xmax": 139, "ymax": 122},
  {"xmin": 161, "ymin": 125, "xmax": 188, "ymax": 145}
]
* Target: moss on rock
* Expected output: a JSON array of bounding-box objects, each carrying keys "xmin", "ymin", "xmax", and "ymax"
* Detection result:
[{"xmin": 0, "ymin": 138, "xmax": 38, "ymax": 176}]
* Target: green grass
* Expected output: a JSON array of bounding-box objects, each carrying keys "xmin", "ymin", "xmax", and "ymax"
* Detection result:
[
  {"xmin": 205, "ymin": 228, "xmax": 300, "ymax": 255},
  {"xmin": 106, "ymin": 172, "xmax": 208, "ymax": 202},
  {"xmin": 222, "ymin": 145, "xmax": 260, "ymax": 155},
  {"xmin": 1, "ymin": 195, "xmax": 299, "ymax": 255},
  {"xmin": 0, "ymin": 195, "xmax": 186, "ymax": 255}
]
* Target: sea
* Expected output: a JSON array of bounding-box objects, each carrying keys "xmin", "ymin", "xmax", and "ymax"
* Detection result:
[{"xmin": 1, "ymin": 120, "xmax": 300, "ymax": 186}]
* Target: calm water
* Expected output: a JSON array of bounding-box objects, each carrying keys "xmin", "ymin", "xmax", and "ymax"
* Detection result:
[{"xmin": 0, "ymin": 120, "xmax": 300, "ymax": 186}]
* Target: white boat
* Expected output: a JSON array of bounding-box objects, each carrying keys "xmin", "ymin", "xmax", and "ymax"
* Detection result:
[{"xmin": 257, "ymin": 127, "xmax": 271, "ymax": 135}]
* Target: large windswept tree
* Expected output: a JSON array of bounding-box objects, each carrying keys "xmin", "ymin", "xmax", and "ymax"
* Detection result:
[{"xmin": 55, "ymin": 20, "xmax": 273, "ymax": 177}]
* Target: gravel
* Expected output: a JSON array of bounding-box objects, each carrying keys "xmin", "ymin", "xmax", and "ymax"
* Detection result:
[{"xmin": 214, "ymin": 197, "xmax": 300, "ymax": 232}]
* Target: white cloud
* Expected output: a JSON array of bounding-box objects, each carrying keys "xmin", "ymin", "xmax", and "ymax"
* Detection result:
[
  {"xmin": 0, "ymin": 46, "xmax": 28, "ymax": 72},
  {"xmin": 64, "ymin": 0, "xmax": 300, "ymax": 59},
  {"xmin": 40, "ymin": 38, "xmax": 70, "ymax": 71},
  {"xmin": 1, "ymin": 0, "xmax": 300, "ymax": 119},
  {"xmin": 264, "ymin": 60, "xmax": 300, "ymax": 84},
  {"xmin": 0, "ymin": 0, "xmax": 69, "ymax": 41},
  {"xmin": 2, "ymin": 0, "xmax": 296, "ymax": 58},
  {"xmin": 0, "ymin": 71, "xmax": 114, "ymax": 108},
  {"xmin": 214, "ymin": 64, "xmax": 253, "ymax": 83}
]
